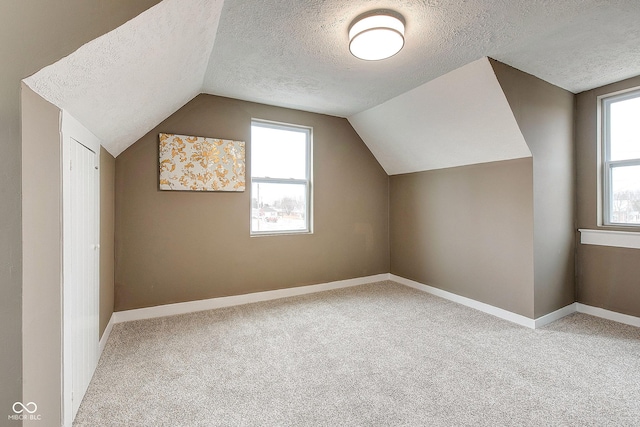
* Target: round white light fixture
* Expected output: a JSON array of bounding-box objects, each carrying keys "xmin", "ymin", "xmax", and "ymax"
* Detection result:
[{"xmin": 349, "ymin": 11, "xmax": 405, "ymax": 61}]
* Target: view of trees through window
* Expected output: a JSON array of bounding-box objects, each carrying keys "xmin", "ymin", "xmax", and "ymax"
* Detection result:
[
  {"xmin": 611, "ymin": 168, "xmax": 640, "ymax": 224},
  {"xmin": 251, "ymin": 182, "xmax": 307, "ymax": 232}
]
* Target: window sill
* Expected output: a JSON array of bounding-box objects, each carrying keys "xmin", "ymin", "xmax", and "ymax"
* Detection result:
[
  {"xmin": 579, "ymin": 229, "xmax": 640, "ymax": 250},
  {"xmin": 250, "ymin": 231, "xmax": 313, "ymax": 237}
]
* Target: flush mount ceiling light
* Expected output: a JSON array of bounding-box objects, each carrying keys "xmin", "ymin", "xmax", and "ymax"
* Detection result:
[{"xmin": 349, "ymin": 11, "xmax": 405, "ymax": 61}]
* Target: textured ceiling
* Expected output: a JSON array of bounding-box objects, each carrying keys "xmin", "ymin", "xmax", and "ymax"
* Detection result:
[
  {"xmin": 349, "ymin": 58, "xmax": 531, "ymax": 175},
  {"xmin": 204, "ymin": 0, "xmax": 640, "ymax": 117},
  {"xmin": 24, "ymin": 0, "xmax": 224, "ymax": 157},
  {"xmin": 23, "ymin": 0, "xmax": 640, "ymax": 166}
]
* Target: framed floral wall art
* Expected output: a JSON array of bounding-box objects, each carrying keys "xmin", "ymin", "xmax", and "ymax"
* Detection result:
[{"xmin": 159, "ymin": 133, "xmax": 245, "ymax": 192}]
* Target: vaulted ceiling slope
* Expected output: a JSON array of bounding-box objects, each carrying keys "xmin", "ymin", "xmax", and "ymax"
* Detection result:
[
  {"xmin": 24, "ymin": 0, "xmax": 224, "ymax": 157},
  {"xmin": 348, "ymin": 58, "xmax": 531, "ymax": 175},
  {"xmin": 23, "ymin": 0, "xmax": 640, "ymax": 166}
]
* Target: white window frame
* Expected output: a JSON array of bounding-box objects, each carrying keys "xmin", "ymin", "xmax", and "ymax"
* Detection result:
[
  {"xmin": 601, "ymin": 88, "xmax": 640, "ymax": 227},
  {"xmin": 250, "ymin": 119, "xmax": 312, "ymax": 236}
]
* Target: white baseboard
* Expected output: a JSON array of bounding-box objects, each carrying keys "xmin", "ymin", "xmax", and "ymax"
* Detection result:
[
  {"xmin": 99, "ymin": 313, "xmax": 115, "ymax": 356},
  {"xmin": 112, "ymin": 274, "xmax": 389, "ymax": 324},
  {"xmin": 105, "ymin": 273, "xmax": 639, "ymax": 337},
  {"xmin": 534, "ymin": 303, "xmax": 577, "ymax": 328},
  {"xmin": 390, "ymin": 274, "xmax": 640, "ymax": 330},
  {"xmin": 390, "ymin": 274, "xmax": 539, "ymax": 329},
  {"xmin": 577, "ymin": 303, "xmax": 640, "ymax": 328}
]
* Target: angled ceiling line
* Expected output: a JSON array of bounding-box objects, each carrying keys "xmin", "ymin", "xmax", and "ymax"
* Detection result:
[{"xmin": 21, "ymin": 0, "xmax": 640, "ymax": 164}]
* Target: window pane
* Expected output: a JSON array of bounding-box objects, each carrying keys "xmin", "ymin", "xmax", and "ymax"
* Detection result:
[
  {"xmin": 251, "ymin": 182, "xmax": 307, "ymax": 233},
  {"xmin": 610, "ymin": 95, "xmax": 640, "ymax": 161},
  {"xmin": 251, "ymin": 125, "xmax": 307, "ymax": 179},
  {"xmin": 611, "ymin": 165, "xmax": 640, "ymax": 224}
]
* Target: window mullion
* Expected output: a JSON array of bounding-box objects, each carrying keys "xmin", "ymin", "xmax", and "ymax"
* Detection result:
[
  {"xmin": 252, "ymin": 177, "xmax": 308, "ymax": 185},
  {"xmin": 608, "ymin": 159, "xmax": 640, "ymax": 168}
]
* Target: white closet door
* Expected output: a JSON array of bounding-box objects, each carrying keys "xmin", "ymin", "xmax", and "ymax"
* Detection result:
[
  {"xmin": 62, "ymin": 111, "xmax": 101, "ymax": 426},
  {"xmin": 68, "ymin": 137, "xmax": 99, "ymax": 417}
]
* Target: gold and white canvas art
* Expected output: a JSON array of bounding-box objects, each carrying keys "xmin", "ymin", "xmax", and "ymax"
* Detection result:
[{"xmin": 159, "ymin": 133, "xmax": 245, "ymax": 192}]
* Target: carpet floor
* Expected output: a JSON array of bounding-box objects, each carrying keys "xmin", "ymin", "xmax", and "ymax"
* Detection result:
[{"xmin": 74, "ymin": 281, "xmax": 640, "ymax": 426}]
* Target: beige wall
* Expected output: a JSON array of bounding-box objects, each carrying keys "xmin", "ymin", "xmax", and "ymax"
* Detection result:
[
  {"xmin": 115, "ymin": 94, "xmax": 389, "ymax": 311},
  {"xmin": 9, "ymin": 1, "xmax": 161, "ymax": 423},
  {"xmin": 491, "ymin": 60, "xmax": 576, "ymax": 317},
  {"xmin": 100, "ymin": 147, "xmax": 116, "ymax": 337},
  {"xmin": 575, "ymin": 74, "xmax": 640, "ymax": 317},
  {"xmin": 21, "ymin": 85, "xmax": 63, "ymax": 427},
  {"xmin": 389, "ymin": 62, "xmax": 575, "ymax": 320},
  {"xmin": 390, "ymin": 159, "xmax": 535, "ymax": 318}
]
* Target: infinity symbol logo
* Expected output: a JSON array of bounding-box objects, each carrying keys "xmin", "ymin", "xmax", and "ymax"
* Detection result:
[{"xmin": 13, "ymin": 401, "xmax": 38, "ymax": 414}]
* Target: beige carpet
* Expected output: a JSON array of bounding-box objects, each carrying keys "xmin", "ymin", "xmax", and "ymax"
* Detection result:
[{"xmin": 74, "ymin": 281, "xmax": 640, "ymax": 426}]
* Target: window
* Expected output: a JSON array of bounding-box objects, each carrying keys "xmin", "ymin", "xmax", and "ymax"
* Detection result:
[
  {"xmin": 602, "ymin": 89, "xmax": 640, "ymax": 226},
  {"xmin": 250, "ymin": 120, "xmax": 312, "ymax": 235}
]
